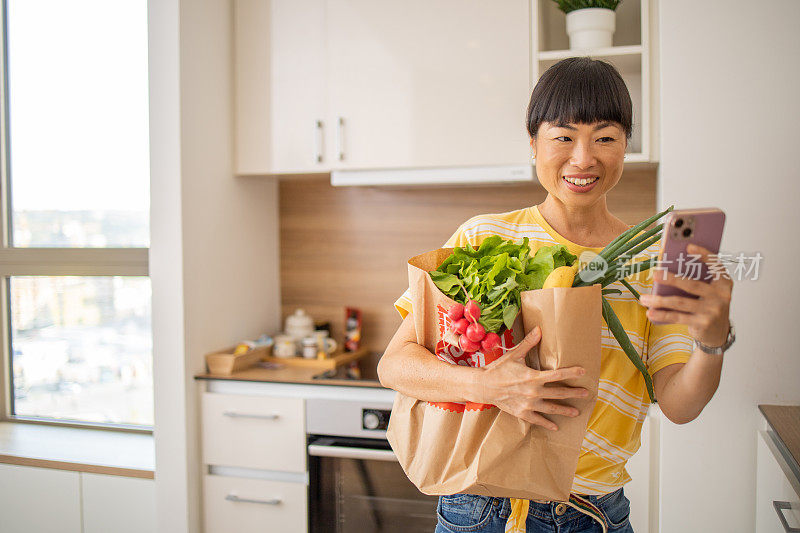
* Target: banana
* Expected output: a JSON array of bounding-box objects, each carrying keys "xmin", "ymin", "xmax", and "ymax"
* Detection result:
[{"xmin": 542, "ymin": 264, "xmax": 578, "ymax": 289}]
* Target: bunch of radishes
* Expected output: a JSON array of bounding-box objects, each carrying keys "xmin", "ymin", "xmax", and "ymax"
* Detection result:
[{"xmin": 445, "ymin": 300, "xmax": 502, "ymax": 353}]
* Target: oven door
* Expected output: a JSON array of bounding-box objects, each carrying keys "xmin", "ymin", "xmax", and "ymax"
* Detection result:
[{"xmin": 307, "ymin": 435, "xmax": 439, "ymax": 532}]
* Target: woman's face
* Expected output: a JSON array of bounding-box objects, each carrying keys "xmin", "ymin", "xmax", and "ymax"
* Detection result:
[{"xmin": 531, "ymin": 120, "xmax": 627, "ymax": 207}]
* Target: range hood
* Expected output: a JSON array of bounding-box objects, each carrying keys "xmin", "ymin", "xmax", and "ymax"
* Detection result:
[{"xmin": 330, "ymin": 164, "xmax": 534, "ymax": 187}]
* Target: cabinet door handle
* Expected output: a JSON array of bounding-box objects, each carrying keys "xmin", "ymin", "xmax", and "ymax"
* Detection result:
[
  {"xmin": 773, "ymin": 501, "xmax": 800, "ymax": 532},
  {"xmin": 225, "ymin": 494, "xmax": 282, "ymax": 506},
  {"xmin": 222, "ymin": 411, "xmax": 280, "ymax": 421},
  {"xmin": 336, "ymin": 116, "xmax": 345, "ymax": 161},
  {"xmin": 314, "ymin": 120, "xmax": 324, "ymax": 163}
]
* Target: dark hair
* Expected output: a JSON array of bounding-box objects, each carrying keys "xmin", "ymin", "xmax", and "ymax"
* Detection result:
[{"xmin": 526, "ymin": 57, "xmax": 632, "ymax": 140}]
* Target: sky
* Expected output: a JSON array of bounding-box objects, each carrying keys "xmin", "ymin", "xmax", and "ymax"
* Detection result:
[{"xmin": 6, "ymin": 0, "xmax": 150, "ymax": 212}]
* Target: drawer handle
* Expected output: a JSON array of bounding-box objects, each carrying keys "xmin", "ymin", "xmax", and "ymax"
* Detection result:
[
  {"xmin": 222, "ymin": 411, "xmax": 280, "ymax": 421},
  {"xmin": 774, "ymin": 501, "xmax": 800, "ymax": 532},
  {"xmin": 225, "ymin": 494, "xmax": 282, "ymax": 506}
]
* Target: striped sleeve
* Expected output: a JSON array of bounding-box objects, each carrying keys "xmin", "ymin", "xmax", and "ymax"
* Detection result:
[
  {"xmin": 645, "ymin": 321, "xmax": 693, "ymax": 375},
  {"xmin": 393, "ymin": 223, "xmax": 470, "ymax": 319}
]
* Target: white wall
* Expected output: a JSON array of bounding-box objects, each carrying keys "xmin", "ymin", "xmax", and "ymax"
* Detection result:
[
  {"xmin": 658, "ymin": 1, "xmax": 800, "ymax": 532},
  {"xmin": 149, "ymin": 0, "xmax": 281, "ymax": 531}
]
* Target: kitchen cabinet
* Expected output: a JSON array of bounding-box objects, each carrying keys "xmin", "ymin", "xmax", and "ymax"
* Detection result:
[
  {"xmin": 81, "ymin": 473, "xmax": 156, "ymax": 533},
  {"xmin": 756, "ymin": 408, "xmax": 800, "ymax": 532},
  {"xmin": 201, "ymin": 389, "xmax": 309, "ymax": 533},
  {"xmin": 199, "ymin": 379, "xmax": 399, "ymax": 533},
  {"xmin": 201, "ymin": 392, "xmax": 306, "ymax": 472},
  {"xmin": 0, "ymin": 464, "xmax": 155, "ymax": 533},
  {"xmin": 204, "ymin": 474, "xmax": 308, "ymax": 533},
  {"xmin": 0, "ymin": 463, "xmax": 82, "ymax": 533},
  {"xmin": 234, "ymin": 0, "xmax": 532, "ymax": 175},
  {"xmin": 235, "ymin": 0, "xmax": 326, "ymax": 175}
]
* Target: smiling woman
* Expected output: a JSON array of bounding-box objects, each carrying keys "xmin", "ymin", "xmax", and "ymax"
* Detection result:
[
  {"xmin": 528, "ymin": 57, "xmax": 632, "ymax": 225},
  {"xmin": 380, "ymin": 57, "xmax": 731, "ymax": 533}
]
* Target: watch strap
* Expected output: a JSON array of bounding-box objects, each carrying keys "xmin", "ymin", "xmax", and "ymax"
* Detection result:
[{"xmin": 694, "ymin": 321, "xmax": 735, "ymax": 355}]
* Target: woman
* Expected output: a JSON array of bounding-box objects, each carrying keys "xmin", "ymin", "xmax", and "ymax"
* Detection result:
[{"xmin": 378, "ymin": 57, "xmax": 733, "ymax": 533}]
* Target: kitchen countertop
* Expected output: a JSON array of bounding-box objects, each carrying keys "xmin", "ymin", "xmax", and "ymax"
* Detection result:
[
  {"xmin": 759, "ymin": 404, "xmax": 800, "ymax": 484},
  {"xmin": 195, "ymin": 363, "xmax": 386, "ymax": 388}
]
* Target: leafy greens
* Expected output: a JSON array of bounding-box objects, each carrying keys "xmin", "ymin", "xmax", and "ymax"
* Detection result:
[{"xmin": 430, "ymin": 236, "xmax": 577, "ymax": 334}]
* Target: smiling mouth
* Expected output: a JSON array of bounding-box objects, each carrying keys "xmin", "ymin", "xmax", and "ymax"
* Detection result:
[{"xmin": 563, "ymin": 176, "xmax": 599, "ymax": 186}]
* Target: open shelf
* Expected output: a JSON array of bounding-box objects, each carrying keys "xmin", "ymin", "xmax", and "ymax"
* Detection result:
[
  {"xmin": 538, "ymin": 44, "xmax": 643, "ymax": 75},
  {"xmin": 531, "ymin": 0, "xmax": 656, "ymax": 163},
  {"xmin": 535, "ymin": 0, "xmax": 642, "ymax": 52}
]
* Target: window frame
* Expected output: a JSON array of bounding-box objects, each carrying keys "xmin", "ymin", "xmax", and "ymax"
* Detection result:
[{"xmin": 0, "ymin": 0, "xmax": 151, "ymax": 434}]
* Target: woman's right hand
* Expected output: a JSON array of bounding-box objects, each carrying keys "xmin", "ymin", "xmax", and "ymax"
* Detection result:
[{"xmin": 473, "ymin": 325, "xmax": 590, "ymax": 431}]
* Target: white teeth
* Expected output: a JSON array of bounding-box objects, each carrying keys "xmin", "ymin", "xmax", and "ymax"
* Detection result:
[{"xmin": 563, "ymin": 176, "xmax": 598, "ymax": 186}]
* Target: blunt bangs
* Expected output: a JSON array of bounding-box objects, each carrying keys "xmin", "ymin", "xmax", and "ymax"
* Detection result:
[{"xmin": 526, "ymin": 57, "xmax": 633, "ymax": 140}]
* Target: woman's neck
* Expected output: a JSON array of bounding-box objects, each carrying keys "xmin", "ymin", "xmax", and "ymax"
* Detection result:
[{"xmin": 537, "ymin": 196, "xmax": 628, "ymax": 248}]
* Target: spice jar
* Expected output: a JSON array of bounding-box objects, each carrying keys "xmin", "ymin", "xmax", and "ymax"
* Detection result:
[{"xmin": 301, "ymin": 336, "xmax": 318, "ymax": 359}]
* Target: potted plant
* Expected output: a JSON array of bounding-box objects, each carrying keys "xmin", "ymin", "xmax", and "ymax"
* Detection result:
[{"xmin": 552, "ymin": 0, "xmax": 621, "ymax": 50}]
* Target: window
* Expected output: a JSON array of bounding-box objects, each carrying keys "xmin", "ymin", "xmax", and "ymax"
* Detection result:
[{"xmin": 2, "ymin": 0, "xmax": 152, "ymax": 429}]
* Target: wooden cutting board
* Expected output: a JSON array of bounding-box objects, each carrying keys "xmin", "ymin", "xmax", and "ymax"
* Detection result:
[{"xmin": 260, "ymin": 346, "xmax": 369, "ymax": 370}]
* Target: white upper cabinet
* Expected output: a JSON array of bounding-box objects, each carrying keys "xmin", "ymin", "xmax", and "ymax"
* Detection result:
[
  {"xmin": 235, "ymin": 0, "xmax": 327, "ymax": 174},
  {"xmin": 234, "ymin": 0, "xmax": 532, "ymax": 175},
  {"xmin": 325, "ymin": 0, "xmax": 531, "ymax": 171}
]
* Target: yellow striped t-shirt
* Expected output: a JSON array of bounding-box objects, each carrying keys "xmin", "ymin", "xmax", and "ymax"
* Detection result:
[{"xmin": 393, "ymin": 205, "xmax": 693, "ymax": 496}]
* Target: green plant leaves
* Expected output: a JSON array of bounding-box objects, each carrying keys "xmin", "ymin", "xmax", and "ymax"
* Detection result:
[
  {"xmin": 551, "ymin": 0, "xmax": 621, "ymax": 14},
  {"xmin": 429, "ymin": 238, "xmax": 576, "ymax": 334}
]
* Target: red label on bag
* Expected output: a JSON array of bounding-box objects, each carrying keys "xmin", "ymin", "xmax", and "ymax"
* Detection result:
[{"xmin": 428, "ymin": 304, "xmax": 517, "ymax": 413}]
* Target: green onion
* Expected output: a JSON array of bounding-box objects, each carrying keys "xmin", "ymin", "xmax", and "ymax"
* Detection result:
[
  {"xmin": 603, "ymin": 205, "xmax": 673, "ymax": 259},
  {"xmin": 565, "ymin": 207, "xmax": 673, "ymax": 403},
  {"xmin": 574, "ymin": 205, "xmax": 672, "ymax": 286},
  {"xmin": 602, "ymin": 296, "xmax": 656, "ymax": 403},
  {"xmin": 605, "ymin": 224, "xmax": 663, "ymax": 264},
  {"xmin": 583, "ymin": 206, "xmax": 672, "ymax": 267},
  {"xmin": 620, "ymin": 279, "xmax": 640, "ymax": 300},
  {"xmin": 596, "ymin": 258, "xmax": 655, "ymax": 288}
]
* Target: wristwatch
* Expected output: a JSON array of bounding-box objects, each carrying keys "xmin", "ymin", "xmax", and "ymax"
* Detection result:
[{"xmin": 693, "ymin": 320, "xmax": 735, "ymax": 355}]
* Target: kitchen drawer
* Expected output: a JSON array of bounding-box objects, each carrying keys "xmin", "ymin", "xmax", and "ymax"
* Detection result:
[
  {"xmin": 203, "ymin": 474, "xmax": 307, "ymax": 533},
  {"xmin": 202, "ymin": 392, "xmax": 305, "ymax": 472},
  {"xmin": 756, "ymin": 430, "xmax": 800, "ymax": 532}
]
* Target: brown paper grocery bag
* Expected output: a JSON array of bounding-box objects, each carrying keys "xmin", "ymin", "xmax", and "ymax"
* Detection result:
[{"xmin": 386, "ymin": 247, "xmax": 601, "ymax": 502}]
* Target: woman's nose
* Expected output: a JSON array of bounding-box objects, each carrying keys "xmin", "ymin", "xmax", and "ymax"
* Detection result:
[{"xmin": 569, "ymin": 142, "xmax": 598, "ymax": 169}]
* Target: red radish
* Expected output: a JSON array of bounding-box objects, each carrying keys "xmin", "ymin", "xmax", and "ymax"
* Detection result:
[
  {"xmin": 447, "ymin": 303, "xmax": 465, "ymax": 321},
  {"xmin": 481, "ymin": 332, "xmax": 501, "ymax": 353},
  {"xmin": 459, "ymin": 334, "xmax": 480, "ymax": 353},
  {"xmin": 454, "ymin": 318, "xmax": 469, "ymax": 335},
  {"xmin": 465, "ymin": 322, "xmax": 486, "ymax": 343},
  {"xmin": 464, "ymin": 300, "xmax": 481, "ymax": 323}
]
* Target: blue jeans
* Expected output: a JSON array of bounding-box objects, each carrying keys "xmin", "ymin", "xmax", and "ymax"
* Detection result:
[{"xmin": 434, "ymin": 487, "xmax": 634, "ymax": 532}]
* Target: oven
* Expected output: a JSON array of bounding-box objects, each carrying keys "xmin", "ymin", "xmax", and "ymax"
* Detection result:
[{"xmin": 306, "ymin": 397, "xmax": 439, "ymax": 532}]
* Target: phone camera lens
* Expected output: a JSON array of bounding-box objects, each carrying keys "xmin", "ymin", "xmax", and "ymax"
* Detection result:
[
  {"xmin": 682, "ymin": 228, "xmax": 692, "ymax": 238},
  {"xmin": 675, "ymin": 218, "xmax": 684, "ymax": 228}
]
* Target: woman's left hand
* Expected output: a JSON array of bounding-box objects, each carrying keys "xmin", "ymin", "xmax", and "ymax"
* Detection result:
[{"xmin": 638, "ymin": 244, "xmax": 733, "ymax": 347}]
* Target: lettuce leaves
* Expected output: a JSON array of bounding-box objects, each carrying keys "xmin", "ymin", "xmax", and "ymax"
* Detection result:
[{"xmin": 429, "ymin": 236, "xmax": 576, "ymax": 334}]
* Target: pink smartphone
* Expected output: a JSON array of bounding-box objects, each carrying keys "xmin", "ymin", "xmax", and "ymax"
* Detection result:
[{"xmin": 650, "ymin": 208, "xmax": 726, "ymax": 324}]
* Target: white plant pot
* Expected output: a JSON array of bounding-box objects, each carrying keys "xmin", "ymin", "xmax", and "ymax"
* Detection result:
[{"xmin": 566, "ymin": 7, "xmax": 616, "ymax": 50}]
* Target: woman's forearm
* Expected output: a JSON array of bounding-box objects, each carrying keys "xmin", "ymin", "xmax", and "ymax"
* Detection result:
[
  {"xmin": 659, "ymin": 347, "xmax": 723, "ymax": 424},
  {"xmin": 377, "ymin": 341, "xmax": 482, "ymax": 403}
]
